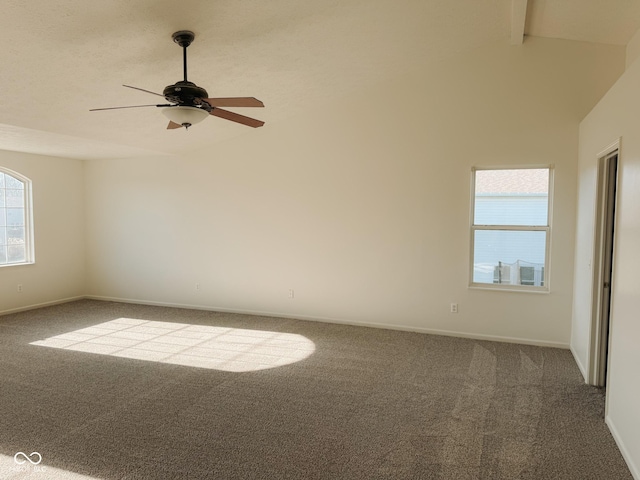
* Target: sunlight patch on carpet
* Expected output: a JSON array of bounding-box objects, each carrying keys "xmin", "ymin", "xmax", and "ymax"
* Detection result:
[
  {"xmin": 0, "ymin": 453, "xmax": 101, "ymax": 479},
  {"xmin": 30, "ymin": 318, "xmax": 315, "ymax": 372}
]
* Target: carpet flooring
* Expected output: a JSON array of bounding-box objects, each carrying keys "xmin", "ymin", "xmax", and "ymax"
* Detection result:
[{"xmin": 0, "ymin": 300, "xmax": 633, "ymax": 479}]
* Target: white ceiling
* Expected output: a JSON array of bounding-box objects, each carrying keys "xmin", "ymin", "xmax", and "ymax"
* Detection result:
[{"xmin": 1, "ymin": 0, "xmax": 639, "ymax": 160}]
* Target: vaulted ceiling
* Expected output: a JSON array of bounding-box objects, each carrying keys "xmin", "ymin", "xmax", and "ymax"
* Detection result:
[{"xmin": 1, "ymin": 0, "xmax": 639, "ymax": 160}]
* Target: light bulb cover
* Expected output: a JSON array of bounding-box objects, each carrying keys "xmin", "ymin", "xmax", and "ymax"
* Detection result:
[{"xmin": 162, "ymin": 106, "xmax": 209, "ymax": 128}]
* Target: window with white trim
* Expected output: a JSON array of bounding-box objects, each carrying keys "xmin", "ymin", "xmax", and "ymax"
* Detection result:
[
  {"xmin": 0, "ymin": 168, "xmax": 34, "ymax": 266},
  {"xmin": 470, "ymin": 167, "xmax": 552, "ymax": 291}
]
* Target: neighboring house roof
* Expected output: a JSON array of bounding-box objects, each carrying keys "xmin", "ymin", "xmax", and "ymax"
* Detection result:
[{"xmin": 475, "ymin": 169, "xmax": 549, "ymax": 195}]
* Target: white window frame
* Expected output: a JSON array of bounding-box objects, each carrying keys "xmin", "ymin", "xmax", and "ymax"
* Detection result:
[
  {"xmin": 469, "ymin": 165, "xmax": 553, "ymax": 292},
  {"xmin": 0, "ymin": 167, "xmax": 35, "ymax": 267}
]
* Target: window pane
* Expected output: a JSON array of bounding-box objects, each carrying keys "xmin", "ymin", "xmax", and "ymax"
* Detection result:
[
  {"xmin": 0, "ymin": 227, "xmax": 5, "ymax": 245},
  {"xmin": 473, "ymin": 230, "xmax": 546, "ymax": 286},
  {"xmin": 474, "ymin": 169, "xmax": 548, "ymax": 226},
  {"xmin": 7, "ymin": 244, "xmax": 26, "ymax": 263},
  {"xmin": 6, "ymin": 208, "xmax": 24, "ymax": 226},
  {"xmin": 5, "ymin": 175, "xmax": 24, "ymax": 189},
  {"xmin": 0, "ymin": 173, "xmax": 5, "ymax": 188},
  {"xmin": 0, "ymin": 189, "xmax": 4, "ymax": 208},
  {"xmin": 5, "ymin": 189, "xmax": 24, "ymax": 207},
  {"xmin": 0, "ymin": 246, "xmax": 6, "ymax": 264},
  {"xmin": 7, "ymin": 227, "xmax": 24, "ymax": 245}
]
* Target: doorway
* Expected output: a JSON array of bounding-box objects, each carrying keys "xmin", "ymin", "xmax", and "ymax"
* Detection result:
[{"xmin": 589, "ymin": 148, "xmax": 618, "ymax": 388}]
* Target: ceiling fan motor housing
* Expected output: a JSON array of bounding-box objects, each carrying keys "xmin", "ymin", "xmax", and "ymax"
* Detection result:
[{"xmin": 163, "ymin": 81, "xmax": 210, "ymax": 108}]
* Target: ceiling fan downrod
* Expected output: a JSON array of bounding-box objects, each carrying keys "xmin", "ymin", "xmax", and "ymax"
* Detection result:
[
  {"xmin": 172, "ymin": 30, "xmax": 194, "ymax": 82},
  {"xmin": 163, "ymin": 31, "xmax": 209, "ymax": 108}
]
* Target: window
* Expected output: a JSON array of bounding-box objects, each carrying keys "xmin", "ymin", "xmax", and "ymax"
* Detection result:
[
  {"xmin": 0, "ymin": 168, "xmax": 34, "ymax": 266},
  {"xmin": 470, "ymin": 167, "xmax": 552, "ymax": 291}
]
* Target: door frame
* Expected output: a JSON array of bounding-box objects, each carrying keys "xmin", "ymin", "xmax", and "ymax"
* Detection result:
[{"xmin": 588, "ymin": 139, "xmax": 620, "ymax": 387}]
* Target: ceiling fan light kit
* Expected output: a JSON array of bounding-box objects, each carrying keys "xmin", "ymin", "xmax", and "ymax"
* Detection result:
[
  {"xmin": 162, "ymin": 106, "xmax": 209, "ymax": 129},
  {"xmin": 90, "ymin": 30, "xmax": 264, "ymax": 131}
]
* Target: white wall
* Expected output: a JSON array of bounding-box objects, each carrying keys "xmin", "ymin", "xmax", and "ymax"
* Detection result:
[
  {"xmin": 84, "ymin": 37, "xmax": 624, "ymax": 346},
  {"xmin": 574, "ymin": 52, "xmax": 640, "ymax": 479},
  {"xmin": 0, "ymin": 150, "xmax": 85, "ymax": 314}
]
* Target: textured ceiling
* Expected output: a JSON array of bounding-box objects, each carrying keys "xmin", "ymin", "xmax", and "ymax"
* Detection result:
[{"xmin": 0, "ymin": 0, "xmax": 638, "ymax": 160}]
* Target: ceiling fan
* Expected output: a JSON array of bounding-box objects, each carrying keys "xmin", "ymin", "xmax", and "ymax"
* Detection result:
[{"xmin": 90, "ymin": 30, "xmax": 264, "ymax": 130}]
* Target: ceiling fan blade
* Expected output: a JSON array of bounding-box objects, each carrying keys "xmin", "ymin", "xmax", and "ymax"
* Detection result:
[
  {"xmin": 210, "ymin": 108, "xmax": 265, "ymax": 128},
  {"xmin": 90, "ymin": 104, "xmax": 170, "ymax": 111},
  {"xmin": 203, "ymin": 97, "xmax": 264, "ymax": 108},
  {"xmin": 123, "ymin": 85, "xmax": 166, "ymax": 98},
  {"xmin": 167, "ymin": 121, "xmax": 183, "ymax": 129}
]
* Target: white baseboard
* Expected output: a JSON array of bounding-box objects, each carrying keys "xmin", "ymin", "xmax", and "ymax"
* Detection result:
[
  {"xmin": 0, "ymin": 296, "xmax": 85, "ymax": 317},
  {"xmin": 570, "ymin": 344, "xmax": 588, "ymax": 382},
  {"xmin": 85, "ymin": 295, "xmax": 569, "ymax": 349},
  {"xmin": 606, "ymin": 416, "xmax": 640, "ymax": 480}
]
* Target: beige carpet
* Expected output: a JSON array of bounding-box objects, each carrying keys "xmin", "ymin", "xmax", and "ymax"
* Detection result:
[{"xmin": 0, "ymin": 299, "xmax": 632, "ymax": 479}]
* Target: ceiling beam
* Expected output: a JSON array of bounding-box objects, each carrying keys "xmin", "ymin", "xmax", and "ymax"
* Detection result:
[{"xmin": 510, "ymin": 0, "xmax": 528, "ymax": 45}]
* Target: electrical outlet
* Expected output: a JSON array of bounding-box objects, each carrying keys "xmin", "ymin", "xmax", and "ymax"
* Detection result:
[
  {"xmin": 288, "ymin": 289, "xmax": 294, "ymax": 299},
  {"xmin": 17, "ymin": 284, "xmax": 23, "ymax": 293},
  {"xmin": 450, "ymin": 303, "xmax": 458, "ymax": 314},
  {"xmin": 195, "ymin": 283, "xmax": 201, "ymax": 291}
]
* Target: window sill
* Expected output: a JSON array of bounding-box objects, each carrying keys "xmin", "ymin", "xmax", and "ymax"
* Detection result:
[
  {"xmin": 469, "ymin": 284, "xmax": 550, "ymax": 294},
  {"xmin": 0, "ymin": 261, "xmax": 35, "ymax": 269}
]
